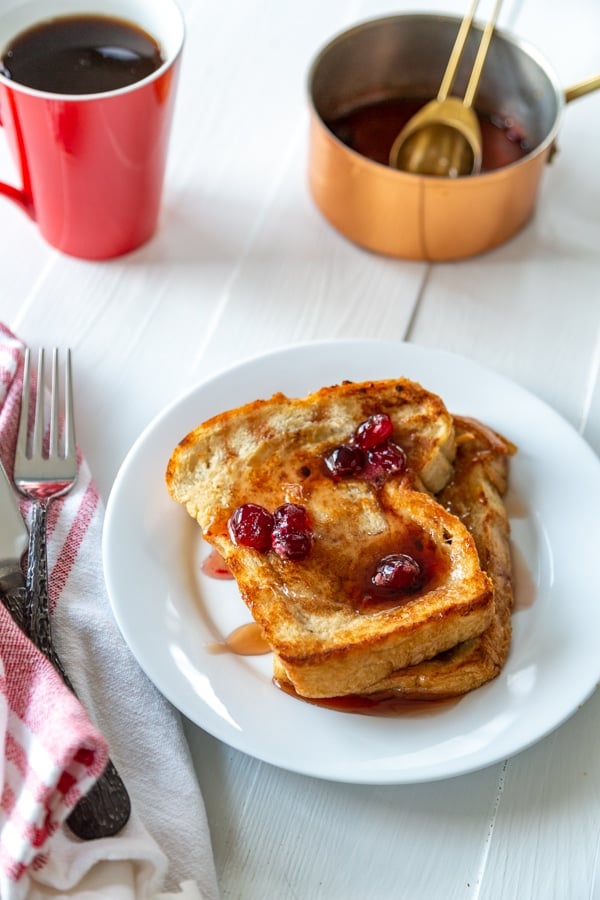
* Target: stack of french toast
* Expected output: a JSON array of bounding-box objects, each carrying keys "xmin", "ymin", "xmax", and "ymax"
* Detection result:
[{"xmin": 166, "ymin": 377, "xmax": 516, "ymax": 706}]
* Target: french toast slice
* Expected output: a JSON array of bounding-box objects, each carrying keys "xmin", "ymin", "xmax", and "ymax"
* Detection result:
[
  {"xmin": 167, "ymin": 377, "xmax": 457, "ymax": 505},
  {"xmin": 166, "ymin": 379, "xmax": 496, "ymax": 698},
  {"xmin": 273, "ymin": 415, "xmax": 516, "ymax": 701}
]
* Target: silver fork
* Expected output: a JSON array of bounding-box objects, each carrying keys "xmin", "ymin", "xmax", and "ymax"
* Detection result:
[
  {"xmin": 15, "ymin": 349, "xmax": 77, "ymax": 657},
  {"xmin": 15, "ymin": 348, "xmax": 131, "ymax": 840}
]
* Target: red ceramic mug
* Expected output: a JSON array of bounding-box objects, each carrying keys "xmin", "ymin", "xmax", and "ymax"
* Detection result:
[{"xmin": 0, "ymin": 0, "xmax": 184, "ymax": 259}]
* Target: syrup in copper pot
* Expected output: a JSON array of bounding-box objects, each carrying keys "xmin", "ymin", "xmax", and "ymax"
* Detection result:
[{"xmin": 326, "ymin": 97, "xmax": 531, "ymax": 172}]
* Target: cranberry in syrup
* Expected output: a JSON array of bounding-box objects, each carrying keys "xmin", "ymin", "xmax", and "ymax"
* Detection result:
[
  {"xmin": 227, "ymin": 503, "xmax": 274, "ymax": 552},
  {"xmin": 372, "ymin": 553, "xmax": 422, "ymax": 593},
  {"xmin": 323, "ymin": 411, "xmax": 406, "ymax": 486},
  {"xmin": 353, "ymin": 413, "xmax": 393, "ymax": 450},
  {"xmin": 324, "ymin": 443, "xmax": 365, "ymax": 479},
  {"xmin": 361, "ymin": 442, "xmax": 407, "ymax": 485},
  {"xmin": 271, "ymin": 503, "xmax": 313, "ymax": 560}
]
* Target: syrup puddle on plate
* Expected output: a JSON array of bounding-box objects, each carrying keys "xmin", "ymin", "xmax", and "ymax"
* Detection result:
[
  {"xmin": 201, "ymin": 549, "xmax": 234, "ymax": 580},
  {"xmin": 206, "ymin": 622, "xmax": 271, "ymax": 656},
  {"xmin": 275, "ymin": 678, "xmax": 462, "ymax": 717}
]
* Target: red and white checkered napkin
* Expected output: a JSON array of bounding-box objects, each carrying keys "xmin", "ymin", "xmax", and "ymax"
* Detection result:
[{"xmin": 0, "ymin": 325, "xmax": 218, "ymax": 900}]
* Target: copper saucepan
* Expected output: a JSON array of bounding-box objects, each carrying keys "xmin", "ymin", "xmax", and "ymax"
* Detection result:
[{"xmin": 307, "ymin": 14, "xmax": 600, "ymax": 261}]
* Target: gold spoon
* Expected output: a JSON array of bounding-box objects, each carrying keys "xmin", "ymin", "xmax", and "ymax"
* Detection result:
[{"xmin": 389, "ymin": 0, "xmax": 502, "ymax": 177}]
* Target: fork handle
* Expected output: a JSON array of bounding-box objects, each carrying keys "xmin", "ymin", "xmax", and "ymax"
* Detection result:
[{"xmin": 25, "ymin": 500, "xmax": 131, "ymax": 840}]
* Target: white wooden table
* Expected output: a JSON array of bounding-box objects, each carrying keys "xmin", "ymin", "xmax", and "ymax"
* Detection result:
[{"xmin": 2, "ymin": 0, "xmax": 600, "ymax": 897}]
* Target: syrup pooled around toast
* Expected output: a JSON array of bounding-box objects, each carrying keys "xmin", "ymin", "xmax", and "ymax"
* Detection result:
[{"xmin": 166, "ymin": 378, "xmax": 515, "ymax": 704}]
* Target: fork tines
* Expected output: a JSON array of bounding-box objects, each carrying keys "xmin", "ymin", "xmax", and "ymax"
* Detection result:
[{"xmin": 18, "ymin": 348, "xmax": 75, "ymax": 465}]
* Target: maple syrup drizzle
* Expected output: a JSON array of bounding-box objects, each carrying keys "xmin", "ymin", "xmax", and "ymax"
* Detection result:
[
  {"xmin": 206, "ymin": 622, "xmax": 271, "ymax": 656},
  {"xmin": 274, "ymin": 678, "xmax": 462, "ymax": 717}
]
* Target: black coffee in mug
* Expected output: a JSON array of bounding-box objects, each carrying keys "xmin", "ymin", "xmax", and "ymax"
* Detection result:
[{"xmin": 0, "ymin": 14, "xmax": 164, "ymax": 94}]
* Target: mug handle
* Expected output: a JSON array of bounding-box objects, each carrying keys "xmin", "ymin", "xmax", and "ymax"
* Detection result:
[
  {"xmin": 0, "ymin": 179, "xmax": 33, "ymax": 215},
  {"xmin": 0, "ymin": 105, "xmax": 35, "ymax": 217}
]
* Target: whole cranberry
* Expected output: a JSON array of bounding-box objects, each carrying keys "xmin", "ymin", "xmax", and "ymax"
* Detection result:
[
  {"xmin": 371, "ymin": 553, "xmax": 422, "ymax": 593},
  {"xmin": 352, "ymin": 413, "xmax": 394, "ymax": 450},
  {"xmin": 324, "ymin": 443, "xmax": 365, "ymax": 479},
  {"xmin": 361, "ymin": 442, "xmax": 407, "ymax": 485},
  {"xmin": 271, "ymin": 503, "xmax": 313, "ymax": 560},
  {"xmin": 228, "ymin": 503, "xmax": 274, "ymax": 552}
]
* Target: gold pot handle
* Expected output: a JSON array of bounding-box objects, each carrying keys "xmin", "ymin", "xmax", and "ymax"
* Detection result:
[{"xmin": 565, "ymin": 73, "xmax": 600, "ymax": 103}]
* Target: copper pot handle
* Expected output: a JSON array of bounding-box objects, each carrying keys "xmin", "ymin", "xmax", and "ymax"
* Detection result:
[{"xmin": 565, "ymin": 73, "xmax": 600, "ymax": 103}]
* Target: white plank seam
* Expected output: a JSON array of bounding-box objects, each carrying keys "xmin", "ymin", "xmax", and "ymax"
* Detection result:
[
  {"xmin": 472, "ymin": 759, "xmax": 508, "ymax": 898},
  {"xmin": 10, "ymin": 254, "xmax": 58, "ymax": 333},
  {"xmin": 577, "ymin": 321, "xmax": 600, "ymax": 435},
  {"xmin": 190, "ymin": 119, "xmax": 307, "ymax": 374}
]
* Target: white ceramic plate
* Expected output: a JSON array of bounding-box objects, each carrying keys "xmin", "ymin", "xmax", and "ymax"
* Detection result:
[{"xmin": 103, "ymin": 340, "xmax": 600, "ymax": 784}]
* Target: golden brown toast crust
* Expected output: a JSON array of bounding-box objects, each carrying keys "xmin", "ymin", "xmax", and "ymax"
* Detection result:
[
  {"xmin": 166, "ymin": 379, "xmax": 499, "ymax": 698},
  {"xmin": 273, "ymin": 415, "xmax": 516, "ymax": 701}
]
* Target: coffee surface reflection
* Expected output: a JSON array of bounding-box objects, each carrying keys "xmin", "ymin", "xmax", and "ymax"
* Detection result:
[{"xmin": 0, "ymin": 14, "xmax": 163, "ymax": 94}]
